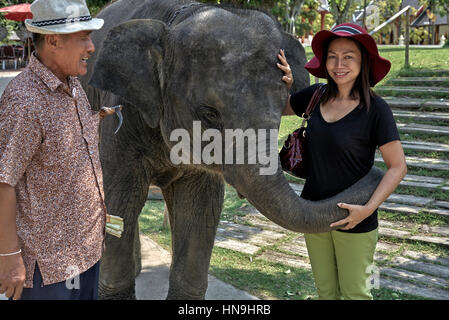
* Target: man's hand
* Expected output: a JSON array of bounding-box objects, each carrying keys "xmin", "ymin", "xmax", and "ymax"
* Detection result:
[
  {"xmin": 277, "ymin": 49, "xmax": 293, "ymax": 91},
  {"xmin": 99, "ymin": 106, "xmax": 121, "ymax": 121},
  {"xmin": 0, "ymin": 254, "xmax": 26, "ymax": 300},
  {"xmin": 0, "ymin": 183, "xmax": 25, "ymax": 300}
]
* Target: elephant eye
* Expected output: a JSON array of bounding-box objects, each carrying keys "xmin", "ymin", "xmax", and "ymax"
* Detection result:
[
  {"xmin": 196, "ymin": 105, "xmax": 223, "ymax": 129},
  {"xmin": 206, "ymin": 111, "xmax": 217, "ymax": 119}
]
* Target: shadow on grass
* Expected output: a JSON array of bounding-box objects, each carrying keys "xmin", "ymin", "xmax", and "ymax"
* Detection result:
[
  {"xmin": 208, "ymin": 249, "xmax": 318, "ymax": 300},
  {"xmin": 208, "ymin": 262, "xmax": 423, "ymax": 300}
]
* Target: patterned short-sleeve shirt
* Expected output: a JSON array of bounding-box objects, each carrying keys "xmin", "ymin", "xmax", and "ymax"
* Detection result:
[{"xmin": 0, "ymin": 53, "xmax": 106, "ymax": 288}]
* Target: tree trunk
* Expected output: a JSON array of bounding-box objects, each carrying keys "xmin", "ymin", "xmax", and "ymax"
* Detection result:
[
  {"xmin": 163, "ymin": 202, "xmax": 170, "ymax": 229},
  {"xmin": 285, "ymin": 0, "xmax": 305, "ymax": 34},
  {"xmin": 329, "ymin": 0, "xmax": 355, "ymax": 25},
  {"xmin": 362, "ymin": 0, "xmax": 367, "ymax": 29},
  {"xmin": 341, "ymin": 0, "xmax": 353, "ymax": 24},
  {"xmin": 405, "ymin": 7, "xmax": 410, "ymax": 68}
]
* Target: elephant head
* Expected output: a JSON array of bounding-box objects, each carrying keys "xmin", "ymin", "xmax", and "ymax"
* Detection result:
[{"xmin": 89, "ymin": 8, "xmax": 383, "ymax": 234}]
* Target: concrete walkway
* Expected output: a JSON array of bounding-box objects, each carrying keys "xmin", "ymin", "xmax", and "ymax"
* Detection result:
[
  {"xmin": 136, "ymin": 235, "xmax": 258, "ymax": 300},
  {"xmin": 0, "ymin": 70, "xmax": 22, "ymax": 93}
]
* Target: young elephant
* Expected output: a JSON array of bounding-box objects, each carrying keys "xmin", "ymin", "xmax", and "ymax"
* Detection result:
[{"xmin": 81, "ymin": 0, "xmax": 384, "ymax": 299}]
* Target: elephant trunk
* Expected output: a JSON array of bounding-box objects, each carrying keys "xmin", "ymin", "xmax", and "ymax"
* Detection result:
[{"xmin": 225, "ymin": 164, "xmax": 384, "ymax": 233}]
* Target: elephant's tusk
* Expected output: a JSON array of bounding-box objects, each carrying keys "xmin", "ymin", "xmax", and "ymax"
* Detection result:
[{"xmin": 112, "ymin": 105, "xmax": 123, "ymax": 134}]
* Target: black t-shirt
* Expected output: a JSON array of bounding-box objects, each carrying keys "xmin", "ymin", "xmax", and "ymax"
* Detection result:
[{"xmin": 290, "ymin": 83, "xmax": 400, "ymax": 233}]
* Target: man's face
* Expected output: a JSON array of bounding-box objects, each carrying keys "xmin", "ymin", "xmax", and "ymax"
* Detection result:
[{"xmin": 53, "ymin": 30, "xmax": 95, "ymax": 79}]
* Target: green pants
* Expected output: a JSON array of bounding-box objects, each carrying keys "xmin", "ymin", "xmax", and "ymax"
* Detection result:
[{"xmin": 304, "ymin": 228, "xmax": 378, "ymax": 300}]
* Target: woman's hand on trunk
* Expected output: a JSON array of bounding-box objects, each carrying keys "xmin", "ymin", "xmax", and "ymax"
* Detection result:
[{"xmin": 330, "ymin": 203, "xmax": 374, "ymax": 230}]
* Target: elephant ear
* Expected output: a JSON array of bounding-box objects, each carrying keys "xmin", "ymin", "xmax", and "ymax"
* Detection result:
[
  {"xmin": 89, "ymin": 19, "xmax": 166, "ymax": 128},
  {"xmin": 281, "ymin": 31, "xmax": 310, "ymax": 94}
]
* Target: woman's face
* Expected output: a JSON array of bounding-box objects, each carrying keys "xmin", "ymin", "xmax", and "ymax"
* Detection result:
[{"xmin": 326, "ymin": 37, "xmax": 362, "ymax": 89}]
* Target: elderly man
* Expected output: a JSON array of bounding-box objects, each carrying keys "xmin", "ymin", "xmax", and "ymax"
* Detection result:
[{"xmin": 0, "ymin": 0, "xmax": 115, "ymax": 300}]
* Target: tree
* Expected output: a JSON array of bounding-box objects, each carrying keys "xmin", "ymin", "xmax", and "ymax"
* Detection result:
[
  {"xmin": 436, "ymin": 0, "xmax": 449, "ymax": 33},
  {"xmin": 297, "ymin": 0, "xmax": 320, "ymax": 35},
  {"xmin": 361, "ymin": 0, "xmax": 367, "ymax": 29},
  {"xmin": 372, "ymin": 0, "xmax": 402, "ymax": 43},
  {"xmin": 328, "ymin": 0, "xmax": 359, "ymax": 24},
  {"xmin": 273, "ymin": 0, "xmax": 306, "ymax": 34},
  {"xmin": 200, "ymin": 0, "xmax": 307, "ymax": 34},
  {"xmin": 86, "ymin": 0, "xmax": 112, "ymax": 16},
  {"xmin": 199, "ymin": 0, "xmax": 274, "ymax": 10}
]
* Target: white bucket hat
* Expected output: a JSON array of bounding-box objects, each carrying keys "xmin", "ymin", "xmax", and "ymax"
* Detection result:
[{"xmin": 25, "ymin": 0, "xmax": 104, "ymax": 34}]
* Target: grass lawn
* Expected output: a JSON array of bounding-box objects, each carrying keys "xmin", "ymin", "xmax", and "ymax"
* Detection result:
[
  {"xmin": 376, "ymin": 161, "xmax": 449, "ymax": 180},
  {"xmin": 400, "ymin": 132, "xmax": 449, "ymax": 145}
]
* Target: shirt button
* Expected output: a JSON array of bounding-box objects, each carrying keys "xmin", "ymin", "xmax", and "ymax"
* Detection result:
[{"xmin": 90, "ymin": 151, "xmax": 94, "ymax": 155}]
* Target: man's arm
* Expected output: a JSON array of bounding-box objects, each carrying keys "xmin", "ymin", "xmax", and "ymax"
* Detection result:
[{"xmin": 0, "ymin": 183, "xmax": 25, "ymax": 300}]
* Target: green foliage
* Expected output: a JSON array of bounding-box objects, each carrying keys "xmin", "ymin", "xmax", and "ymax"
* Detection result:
[
  {"xmin": 436, "ymin": 0, "xmax": 449, "ymax": 17},
  {"xmin": 200, "ymin": 0, "xmax": 327, "ymax": 36},
  {"xmin": 410, "ymin": 27, "xmax": 430, "ymax": 44},
  {"xmin": 198, "ymin": 0, "xmax": 273, "ymax": 9},
  {"xmin": 328, "ymin": 0, "xmax": 359, "ymax": 25},
  {"xmin": 0, "ymin": 0, "xmax": 32, "ymax": 5},
  {"xmin": 295, "ymin": 0, "xmax": 320, "ymax": 36},
  {"xmin": 86, "ymin": 0, "xmax": 112, "ymax": 16},
  {"xmin": 0, "ymin": 1, "xmax": 32, "ymax": 27}
]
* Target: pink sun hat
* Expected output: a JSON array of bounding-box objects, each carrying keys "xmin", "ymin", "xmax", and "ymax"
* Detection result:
[{"xmin": 305, "ymin": 23, "xmax": 391, "ymax": 86}]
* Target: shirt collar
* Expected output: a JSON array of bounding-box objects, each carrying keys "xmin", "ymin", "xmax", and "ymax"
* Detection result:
[{"xmin": 29, "ymin": 53, "xmax": 77, "ymax": 94}]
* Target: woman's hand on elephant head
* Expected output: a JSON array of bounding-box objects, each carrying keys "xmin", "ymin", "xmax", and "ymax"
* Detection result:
[{"xmin": 277, "ymin": 49, "xmax": 293, "ymax": 91}]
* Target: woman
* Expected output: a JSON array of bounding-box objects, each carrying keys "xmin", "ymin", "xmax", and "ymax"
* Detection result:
[{"xmin": 277, "ymin": 23, "xmax": 407, "ymax": 300}]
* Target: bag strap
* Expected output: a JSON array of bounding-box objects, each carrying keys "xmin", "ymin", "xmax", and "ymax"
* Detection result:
[{"xmin": 303, "ymin": 83, "xmax": 325, "ymax": 119}]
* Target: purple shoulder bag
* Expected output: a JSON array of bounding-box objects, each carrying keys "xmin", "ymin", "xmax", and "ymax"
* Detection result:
[{"xmin": 279, "ymin": 84, "xmax": 325, "ymax": 179}]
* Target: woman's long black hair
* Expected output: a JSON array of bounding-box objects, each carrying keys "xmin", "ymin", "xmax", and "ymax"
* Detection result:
[{"xmin": 320, "ymin": 36, "xmax": 377, "ymax": 111}]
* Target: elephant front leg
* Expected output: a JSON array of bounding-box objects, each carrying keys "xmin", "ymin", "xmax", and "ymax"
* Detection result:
[
  {"xmin": 98, "ymin": 158, "xmax": 150, "ymax": 300},
  {"xmin": 163, "ymin": 172, "xmax": 225, "ymax": 300}
]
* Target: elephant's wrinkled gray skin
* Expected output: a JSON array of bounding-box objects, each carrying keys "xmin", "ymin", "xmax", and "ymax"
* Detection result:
[{"xmin": 81, "ymin": 0, "xmax": 384, "ymax": 300}]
